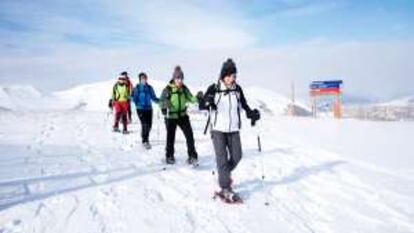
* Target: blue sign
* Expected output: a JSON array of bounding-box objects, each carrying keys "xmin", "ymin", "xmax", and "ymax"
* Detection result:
[{"xmin": 310, "ymin": 80, "xmax": 343, "ymax": 89}]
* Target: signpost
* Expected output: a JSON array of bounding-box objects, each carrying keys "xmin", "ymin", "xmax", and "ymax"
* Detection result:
[{"xmin": 310, "ymin": 80, "xmax": 343, "ymax": 118}]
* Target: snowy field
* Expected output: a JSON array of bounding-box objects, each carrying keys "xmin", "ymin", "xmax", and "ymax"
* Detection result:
[{"xmin": 0, "ymin": 82, "xmax": 413, "ymax": 233}]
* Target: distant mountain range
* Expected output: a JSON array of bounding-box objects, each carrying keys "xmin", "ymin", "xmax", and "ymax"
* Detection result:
[{"xmin": 343, "ymin": 94, "xmax": 414, "ymax": 121}]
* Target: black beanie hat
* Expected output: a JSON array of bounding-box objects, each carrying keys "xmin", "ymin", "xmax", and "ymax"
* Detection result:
[
  {"xmin": 172, "ymin": 65, "xmax": 184, "ymax": 80},
  {"xmin": 219, "ymin": 58, "xmax": 237, "ymax": 80}
]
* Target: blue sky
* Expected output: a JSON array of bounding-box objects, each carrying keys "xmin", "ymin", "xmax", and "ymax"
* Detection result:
[
  {"xmin": 1, "ymin": 0, "xmax": 413, "ymax": 50},
  {"xmin": 0, "ymin": 0, "xmax": 413, "ymax": 100}
]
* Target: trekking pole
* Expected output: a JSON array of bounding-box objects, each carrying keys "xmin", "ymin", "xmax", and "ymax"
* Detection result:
[
  {"xmin": 207, "ymin": 106, "xmax": 219, "ymax": 199},
  {"xmin": 255, "ymin": 119, "xmax": 269, "ymax": 206},
  {"xmin": 207, "ymin": 107, "xmax": 216, "ymax": 176},
  {"xmin": 203, "ymin": 107, "xmax": 216, "ymax": 188},
  {"xmin": 156, "ymin": 108, "xmax": 160, "ymax": 142},
  {"xmin": 104, "ymin": 109, "xmax": 112, "ymax": 126},
  {"xmin": 103, "ymin": 111, "xmax": 108, "ymax": 125}
]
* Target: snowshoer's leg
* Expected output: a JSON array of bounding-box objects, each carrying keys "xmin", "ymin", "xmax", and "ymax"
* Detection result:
[
  {"xmin": 146, "ymin": 109, "xmax": 153, "ymax": 142},
  {"xmin": 120, "ymin": 102, "xmax": 129, "ymax": 133},
  {"xmin": 211, "ymin": 131, "xmax": 232, "ymax": 189},
  {"xmin": 178, "ymin": 115, "xmax": 198, "ymax": 161},
  {"xmin": 137, "ymin": 109, "xmax": 145, "ymax": 142},
  {"xmin": 138, "ymin": 109, "xmax": 153, "ymax": 144},
  {"xmin": 227, "ymin": 132, "xmax": 242, "ymax": 172},
  {"xmin": 113, "ymin": 112, "xmax": 121, "ymax": 130},
  {"xmin": 165, "ymin": 118, "xmax": 178, "ymax": 162},
  {"xmin": 127, "ymin": 100, "xmax": 132, "ymax": 123},
  {"xmin": 139, "ymin": 109, "xmax": 153, "ymax": 149},
  {"xmin": 113, "ymin": 102, "xmax": 122, "ymax": 131},
  {"xmin": 143, "ymin": 109, "xmax": 153, "ymax": 143}
]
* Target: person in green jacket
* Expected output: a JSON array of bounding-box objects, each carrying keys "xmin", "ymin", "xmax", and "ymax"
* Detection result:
[{"xmin": 159, "ymin": 66, "xmax": 203, "ymax": 165}]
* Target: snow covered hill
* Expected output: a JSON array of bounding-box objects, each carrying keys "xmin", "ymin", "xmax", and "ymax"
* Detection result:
[
  {"xmin": 0, "ymin": 80, "xmax": 310, "ymax": 115},
  {"xmin": 54, "ymin": 79, "xmax": 168, "ymax": 112},
  {"xmin": 0, "ymin": 81, "xmax": 412, "ymax": 233},
  {"xmin": 0, "ymin": 86, "xmax": 43, "ymax": 111}
]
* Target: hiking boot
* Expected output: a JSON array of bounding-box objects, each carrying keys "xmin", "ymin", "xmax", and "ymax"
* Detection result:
[
  {"xmin": 113, "ymin": 127, "xmax": 120, "ymax": 132},
  {"xmin": 218, "ymin": 188, "xmax": 242, "ymax": 202},
  {"xmin": 122, "ymin": 129, "xmax": 129, "ymax": 134},
  {"xmin": 166, "ymin": 157, "xmax": 175, "ymax": 165}
]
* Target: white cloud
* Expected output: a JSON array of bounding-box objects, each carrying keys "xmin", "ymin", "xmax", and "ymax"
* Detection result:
[
  {"xmin": 100, "ymin": 1, "xmax": 256, "ymax": 50},
  {"xmin": 279, "ymin": 1, "xmax": 343, "ymax": 17}
]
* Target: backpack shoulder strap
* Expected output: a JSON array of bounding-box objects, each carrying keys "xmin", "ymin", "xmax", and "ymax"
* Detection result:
[
  {"xmin": 164, "ymin": 85, "xmax": 172, "ymax": 99},
  {"xmin": 235, "ymin": 84, "xmax": 242, "ymax": 102},
  {"xmin": 113, "ymin": 83, "xmax": 119, "ymax": 100}
]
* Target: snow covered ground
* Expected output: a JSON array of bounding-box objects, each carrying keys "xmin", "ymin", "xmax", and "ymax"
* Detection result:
[{"xmin": 0, "ymin": 81, "xmax": 413, "ymax": 233}]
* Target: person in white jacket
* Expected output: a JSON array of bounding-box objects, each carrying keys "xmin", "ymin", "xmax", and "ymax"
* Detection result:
[{"xmin": 199, "ymin": 58, "xmax": 260, "ymax": 202}]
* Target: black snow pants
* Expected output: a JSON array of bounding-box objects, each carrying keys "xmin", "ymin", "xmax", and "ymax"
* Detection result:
[
  {"xmin": 165, "ymin": 115, "xmax": 198, "ymax": 160},
  {"xmin": 137, "ymin": 109, "xmax": 153, "ymax": 143}
]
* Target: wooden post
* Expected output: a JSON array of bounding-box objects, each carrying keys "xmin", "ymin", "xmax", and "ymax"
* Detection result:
[
  {"xmin": 333, "ymin": 93, "xmax": 342, "ymax": 119},
  {"xmin": 312, "ymin": 96, "xmax": 317, "ymax": 118}
]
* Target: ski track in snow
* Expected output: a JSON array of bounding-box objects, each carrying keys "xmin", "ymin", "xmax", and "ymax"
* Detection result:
[{"xmin": 0, "ymin": 111, "xmax": 413, "ymax": 233}]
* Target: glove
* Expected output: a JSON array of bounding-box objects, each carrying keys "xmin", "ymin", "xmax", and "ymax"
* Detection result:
[
  {"xmin": 161, "ymin": 108, "xmax": 167, "ymax": 115},
  {"xmin": 196, "ymin": 91, "xmax": 204, "ymax": 101},
  {"xmin": 108, "ymin": 99, "xmax": 113, "ymax": 109},
  {"xmin": 205, "ymin": 93, "xmax": 217, "ymax": 110},
  {"xmin": 247, "ymin": 108, "xmax": 260, "ymax": 126},
  {"xmin": 208, "ymin": 102, "xmax": 217, "ymax": 111}
]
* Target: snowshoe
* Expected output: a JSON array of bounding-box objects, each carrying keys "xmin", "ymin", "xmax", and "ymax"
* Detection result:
[
  {"xmin": 122, "ymin": 129, "xmax": 129, "ymax": 134},
  {"xmin": 113, "ymin": 127, "xmax": 121, "ymax": 133},
  {"xmin": 187, "ymin": 157, "xmax": 199, "ymax": 167},
  {"xmin": 143, "ymin": 142, "xmax": 152, "ymax": 150},
  {"xmin": 213, "ymin": 188, "xmax": 243, "ymax": 204}
]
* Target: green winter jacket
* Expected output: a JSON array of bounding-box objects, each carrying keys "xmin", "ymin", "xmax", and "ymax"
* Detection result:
[{"xmin": 159, "ymin": 83, "xmax": 198, "ymax": 119}]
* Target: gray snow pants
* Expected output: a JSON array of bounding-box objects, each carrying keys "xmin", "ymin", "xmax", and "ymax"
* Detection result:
[{"xmin": 211, "ymin": 130, "xmax": 242, "ymax": 189}]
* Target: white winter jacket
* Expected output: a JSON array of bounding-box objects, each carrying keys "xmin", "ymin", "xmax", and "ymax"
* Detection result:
[{"xmin": 210, "ymin": 81, "xmax": 251, "ymax": 133}]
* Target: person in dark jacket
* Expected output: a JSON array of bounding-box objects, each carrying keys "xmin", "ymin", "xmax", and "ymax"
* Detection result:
[
  {"xmin": 159, "ymin": 66, "xmax": 202, "ymax": 165},
  {"xmin": 132, "ymin": 72, "xmax": 159, "ymax": 149},
  {"xmin": 200, "ymin": 58, "xmax": 260, "ymax": 202}
]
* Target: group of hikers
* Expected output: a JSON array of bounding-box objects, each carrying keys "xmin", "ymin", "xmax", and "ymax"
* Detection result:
[{"xmin": 108, "ymin": 58, "xmax": 261, "ymax": 202}]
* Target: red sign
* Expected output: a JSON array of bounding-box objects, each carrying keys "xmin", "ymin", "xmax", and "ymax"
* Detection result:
[{"xmin": 310, "ymin": 88, "xmax": 341, "ymax": 96}]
